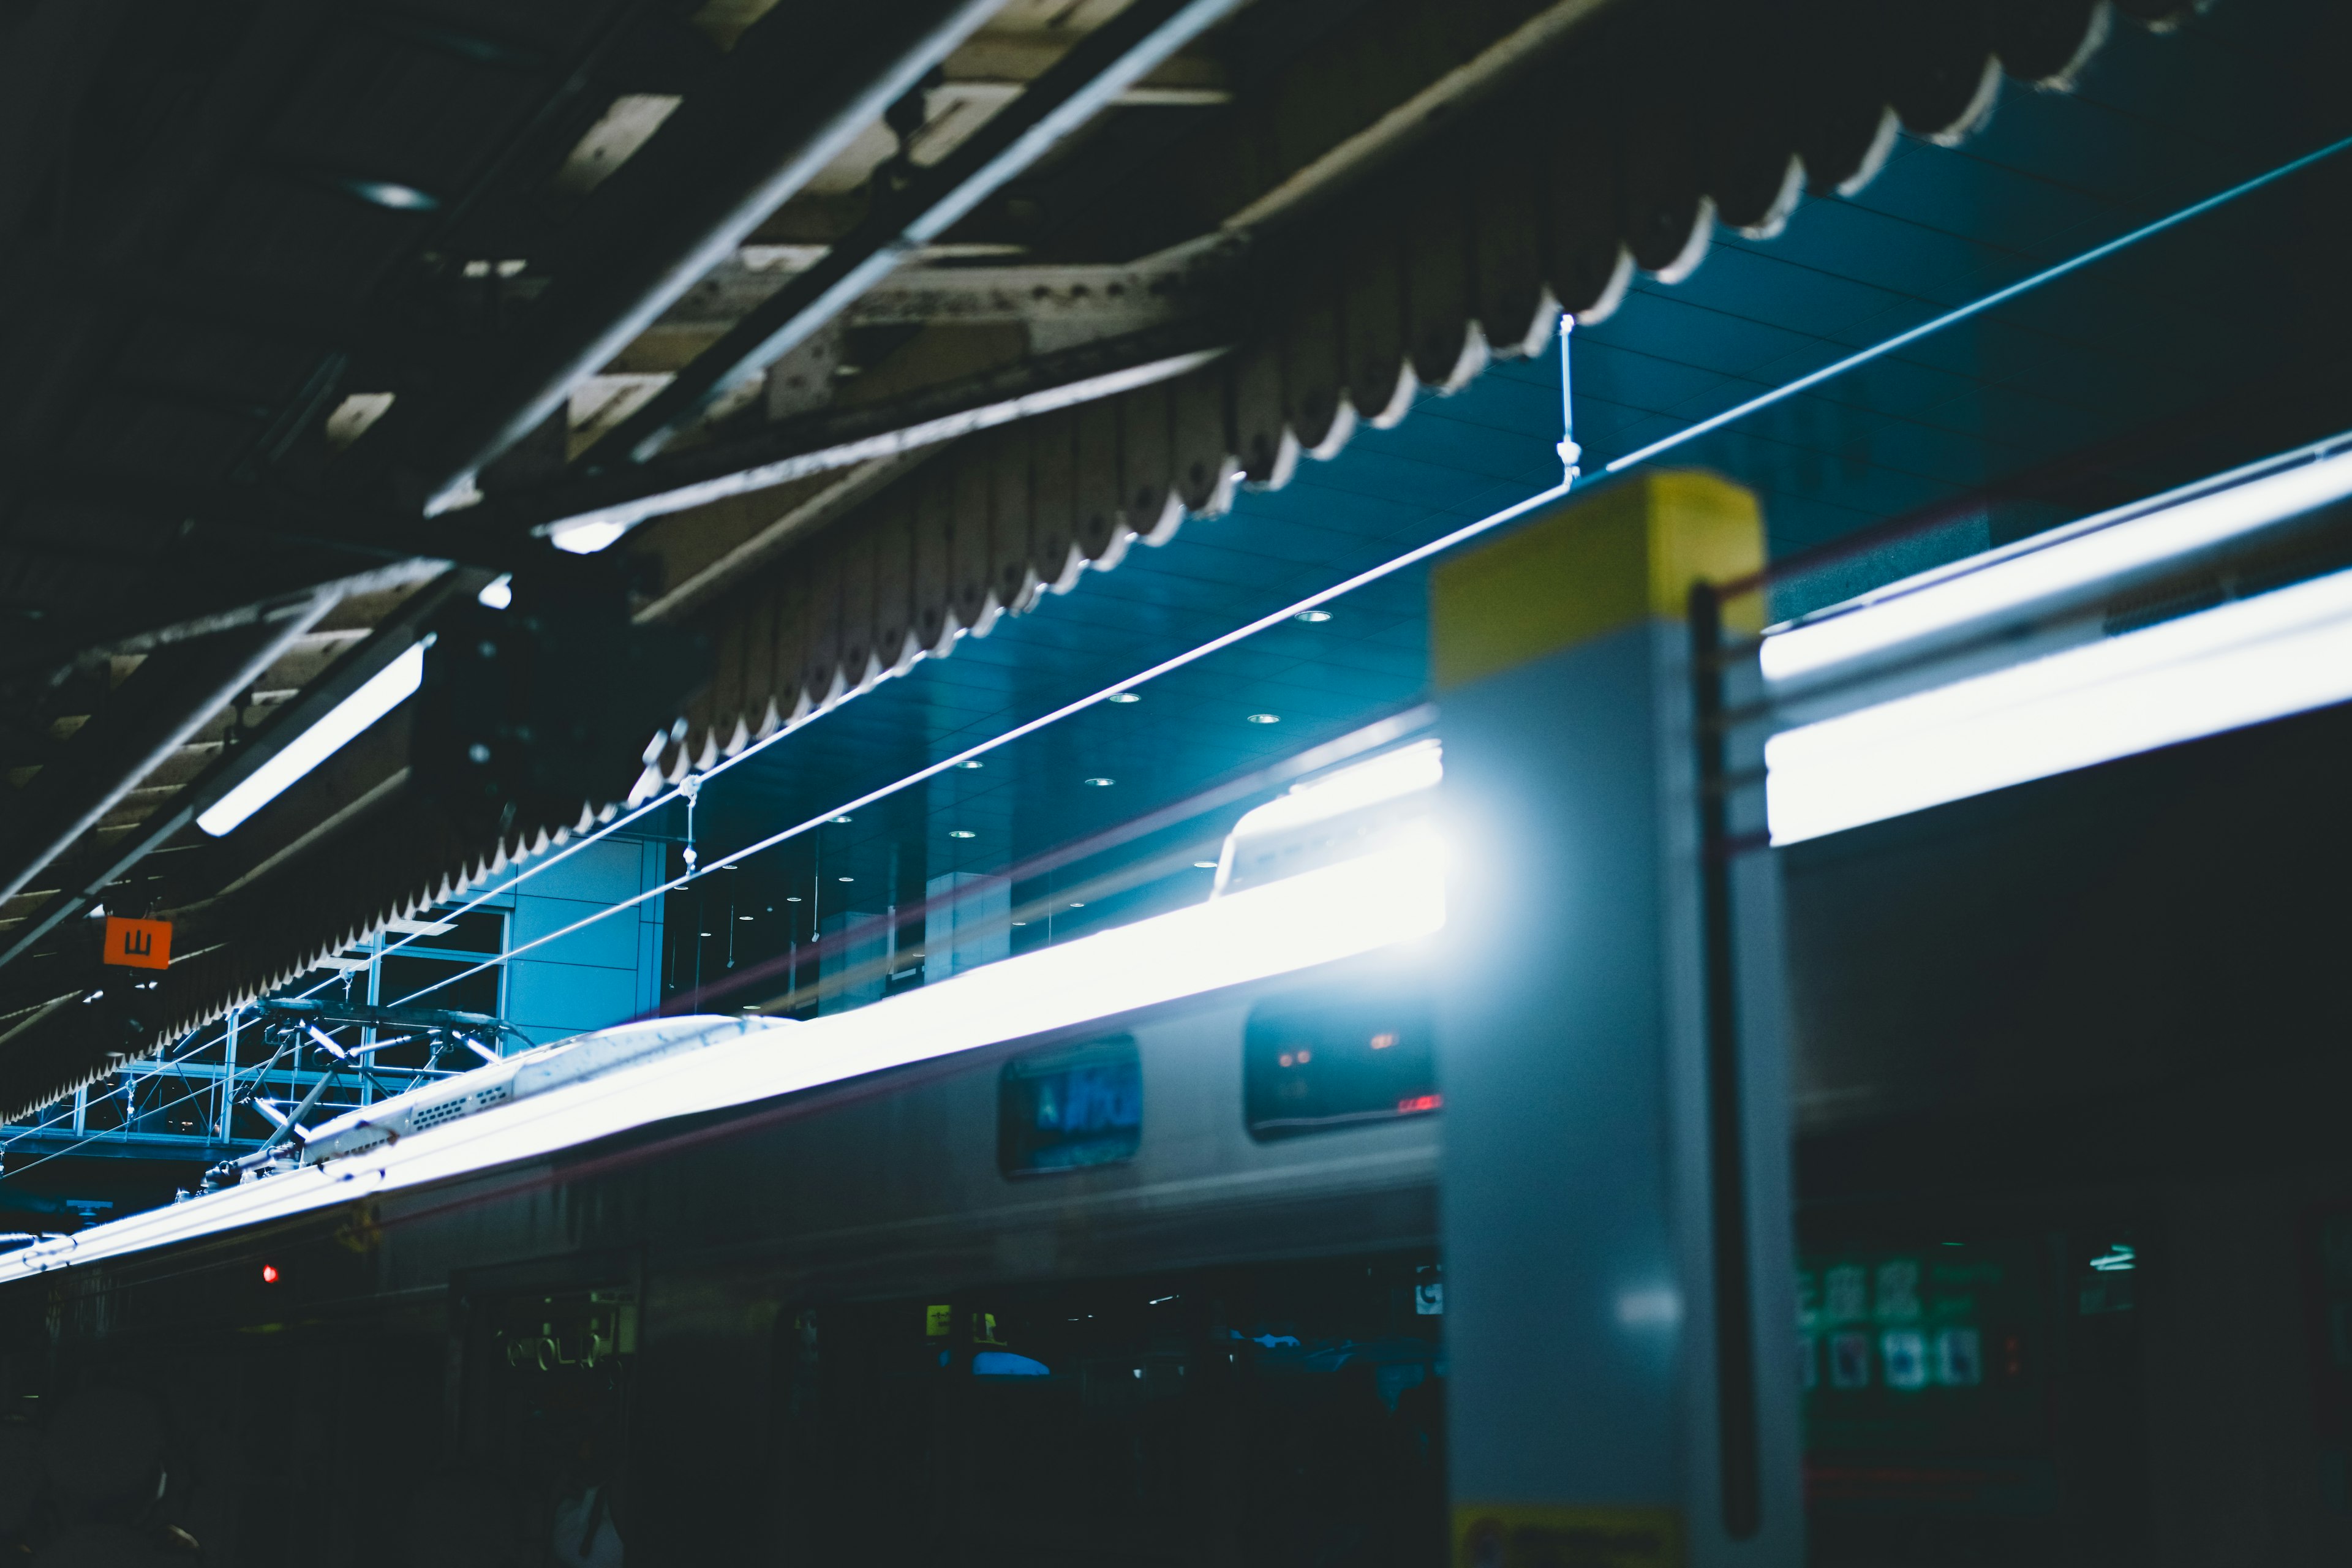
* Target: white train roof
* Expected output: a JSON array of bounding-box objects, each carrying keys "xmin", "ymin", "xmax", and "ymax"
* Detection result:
[{"xmin": 0, "ymin": 839, "xmax": 1443, "ymax": 1282}]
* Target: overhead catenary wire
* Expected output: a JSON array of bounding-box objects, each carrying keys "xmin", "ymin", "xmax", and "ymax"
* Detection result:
[
  {"xmin": 383, "ymin": 476, "xmax": 1573, "ymax": 1010},
  {"xmin": 1599, "ymin": 132, "xmax": 2352, "ymax": 480},
  {"xmin": 0, "ymin": 459, "xmax": 1532, "ymax": 1178},
  {"xmin": 401, "ymin": 128, "xmax": 2352, "ymax": 974},
  {"xmin": 15, "ymin": 130, "xmax": 2345, "ymax": 1182},
  {"xmin": 386, "ymin": 130, "xmax": 2352, "ymax": 1012}
]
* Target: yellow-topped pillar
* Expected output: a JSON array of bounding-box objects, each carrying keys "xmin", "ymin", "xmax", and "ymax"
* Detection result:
[{"xmin": 1431, "ymin": 472, "xmax": 1799, "ymax": 1568}]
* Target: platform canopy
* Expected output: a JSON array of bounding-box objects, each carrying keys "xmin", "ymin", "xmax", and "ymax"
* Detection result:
[{"xmin": 0, "ymin": 0, "xmax": 2206, "ymax": 1114}]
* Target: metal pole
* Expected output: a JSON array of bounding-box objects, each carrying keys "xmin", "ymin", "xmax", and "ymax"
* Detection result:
[
  {"xmin": 219, "ymin": 1008, "xmax": 239, "ymax": 1142},
  {"xmin": 1557, "ymin": 313, "xmax": 1581, "ymax": 487},
  {"xmin": 363, "ymin": 932, "xmax": 383, "ymax": 1106}
]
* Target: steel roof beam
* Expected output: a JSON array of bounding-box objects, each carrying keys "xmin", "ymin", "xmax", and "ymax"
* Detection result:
[
  {"xmin": 0, "ymin": 570, "xmax": 483, "ymax": 975},
  {"xmin": 521, "ymin": 319, "xmax": 1231, "ymax": 543},
  {"xmin": 0, "ymin": 598, "xmax": 338, "ymax": 916},
  {"xmin": 587, "ymin": 0, "xmax": 1249, "ymax": 472},
  {"xmin": 420, "ymin": 0, "xmax": 1007, "ymax": 507}
]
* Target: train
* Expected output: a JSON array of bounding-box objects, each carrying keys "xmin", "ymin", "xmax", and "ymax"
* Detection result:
[
  {"xmin": 0, "ymin": 742, "xmax": 1452, "ymax": 1566},
  {"xmin": 4, "ymin": 699, "xmax": 2350, "ymax": 1566}
]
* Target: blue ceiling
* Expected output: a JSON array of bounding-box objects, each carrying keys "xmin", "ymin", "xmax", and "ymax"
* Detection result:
[{"xmin": 670, "ymin": 0, "xmax": 2352, "ymax": 1005}]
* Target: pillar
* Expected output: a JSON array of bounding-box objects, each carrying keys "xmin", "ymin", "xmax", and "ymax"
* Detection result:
[
  {"xmin": 924, "ymin": 871, "xmax": 1011, "ymax": 986},
  {"xmin": 1432, "ymin": 471, "xmax": 1801, "ymax": 1567}
]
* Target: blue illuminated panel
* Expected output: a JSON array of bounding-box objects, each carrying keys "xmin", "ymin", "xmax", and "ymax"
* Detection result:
[{"xmin": 998, "ymin": 1036, "xmax": 1142, "ymax": 1175}]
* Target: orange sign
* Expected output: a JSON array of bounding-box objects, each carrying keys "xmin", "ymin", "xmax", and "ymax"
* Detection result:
[{"xmin": 102, "ymin": 917, "xmax": 172, "ymax": 971}]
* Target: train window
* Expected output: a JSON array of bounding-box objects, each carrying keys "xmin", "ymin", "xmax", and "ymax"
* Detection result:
[
  {"xmin": 998, "ymin": 1035, "xmax": 1142, "ymax": 1176},
  {"xmin": 1244, "ymin": 988, "xmax": 1438, "ymax": 1138}
]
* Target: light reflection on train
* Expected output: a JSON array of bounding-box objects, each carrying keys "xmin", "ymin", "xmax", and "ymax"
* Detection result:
[
  {"xmin": 0, "ymin": 719, "xmax": 2310, "ymax": 1564},
  {"xmin": 0, "ymin": 741, "xmax": 1454, "ymax": 1564}
]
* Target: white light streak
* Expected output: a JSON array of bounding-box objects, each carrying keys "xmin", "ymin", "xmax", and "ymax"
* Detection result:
[
  {"xmin": 0, "ymin": 840, "xmax": 1445, "ymax": 1281},
  {"xmin": 1762, "ymin": 447, "xmax": 2352, "ymax": 685},
  {"xmin": 1765, "ymin": 565, "xmax": 2352, "ymax": 845}
]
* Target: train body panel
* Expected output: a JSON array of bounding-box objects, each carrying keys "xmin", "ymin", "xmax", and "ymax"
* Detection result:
[{"xmin": 0, "ymin": 940, "xmax": 1447, "ymax": 1565}]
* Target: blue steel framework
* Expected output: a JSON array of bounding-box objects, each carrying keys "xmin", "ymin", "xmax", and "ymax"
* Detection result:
[{"xmin": 0, "ymin": 917, "xmax": 510, "ymax": 1171}]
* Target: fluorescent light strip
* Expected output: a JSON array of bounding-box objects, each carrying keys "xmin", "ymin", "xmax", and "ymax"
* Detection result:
[
  {"xmin": 1762, "ymin": 447, "xmax": 2352, "ymax": 685},
  {"xmin": 198, "ymin": 641, "xmax": 429, "ymax": 837},
  {"xmin": 1764, "ymin": 565, "xmax": 2352, "ymax": 845},
  {"xmin": 0, "ymin": 837, "xmax": 1444, "ymax": 1280}
]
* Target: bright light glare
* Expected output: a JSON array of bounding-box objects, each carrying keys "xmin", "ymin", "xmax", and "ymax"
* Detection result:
[
  {"xmin": 1762, "ymin": 448, "xmax": 2352, "ymax": 685},
  {"xmin": 1765, "ymin": 566, "xmax": 2352, "ymax": 844},
  {"xmin": 477, "ymin": 575, "xmax": 513, "ymax": 609},
  {"xmin": 0, "ymin": 839, "xmax": 1445, "ymax": 1283},
  {"xmin": 549, "ymin": 518, "xmax": 630, "ymax": 555},
  {"xmin": 1231, "ymin": 739, "xmax": 1442, "ymax": 842},
  {"xmin": 198, "ymin": 642, "xmax": 428, "ymax": 837}
]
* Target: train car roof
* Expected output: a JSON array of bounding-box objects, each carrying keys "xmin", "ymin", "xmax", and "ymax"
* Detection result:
[{"xmin": 0, "ymin": 838, "xmax": 1442, "ymax": 1283}]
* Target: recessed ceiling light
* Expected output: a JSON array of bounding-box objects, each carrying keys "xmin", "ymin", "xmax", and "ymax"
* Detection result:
[
  {"xmin": 959, "ymin": 760, "xmax": 984, "ymax": 770},
  {"xmin": 786, "ymin": 896, "xmax": 802, "ymax": 903},
  {"xmin": 831, "ymin": 815, "xmax": 853, "ymax": 824},
  {"xmin": 948, "ymin": 829, "xmax": 976, "ymax": 839},
  {"xmin": 1083, "ymin": 777, "xmax": 1114, "ymax": 787},
  {"xmin": 698, "ymin": 931, "xmax": 712, "ymax": 937},
  {"xmin": 1107, "ymin": 692, "xmax": 1141, "ymax": 704},
  {"xmin": 1246, "ymin": 713, "xmax": 1280, "ymax": 725},
  {"xmin": 837, "ymin": 876, "xmax": 853, "ymax": 883},
  {"xmin": 738, "ymin": 915, "xmax": 753, "ymax": 921},
  {"xmin": 1194, "ymin": 861, "xmax": 1217, "ymax": 869},
  {"xmin": 1012, "ymin": 921, "xmax": 1028, "ymax": 926},
  {"xmin": 1295, "ymin": 609, "xmax": 1332, "ymax": 623},
  {"xmin": 1069, "ymin": 902, "xmax": 1086, "ymax": 908},
  {"xmin": 341, "ymin": 177, "xmax": 440, "ymax": 211}
]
